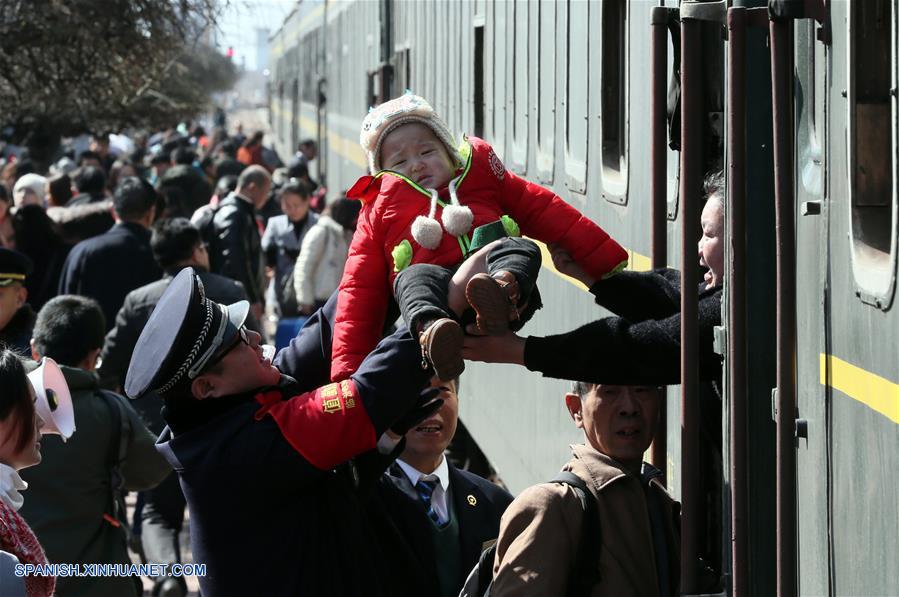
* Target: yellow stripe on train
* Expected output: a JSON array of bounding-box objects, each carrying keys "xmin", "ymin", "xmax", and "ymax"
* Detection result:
[{"xmin": 820, "ymin": 353, "xmax": 899, "ymax": 424}]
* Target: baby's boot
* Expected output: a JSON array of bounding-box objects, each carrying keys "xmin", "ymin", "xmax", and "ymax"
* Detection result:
[
  {"xmin": 418, "ymin": 318, "xmax": 465, "ymax": 382},
  {"xmin": 465, "ymin": 271, "xmax": 522, "ymax": 335}
]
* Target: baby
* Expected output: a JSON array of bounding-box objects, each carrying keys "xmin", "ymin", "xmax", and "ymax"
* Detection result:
[{"xmin": 332, "ymin": 93, "xmax": 628, "ymax": 382}]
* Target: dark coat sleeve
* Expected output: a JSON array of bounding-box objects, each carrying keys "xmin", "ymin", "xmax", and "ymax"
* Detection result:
[
  {"xmin": 274, "ymin": 289, "xmax": 338, "ymax": 393},
  {"xmin": 588, "ymin": 268, "xmax": 684, "ymax": 322},
  {"xmin": 523, "ymin": 285, "xmax": 722, "ymax": 386},
  {"xmin": 98, "ymin": 292, "xmax": 150, "ymax": 390}
]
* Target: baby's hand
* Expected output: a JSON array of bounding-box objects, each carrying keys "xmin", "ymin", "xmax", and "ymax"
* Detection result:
[{"xmin": 548, "ymin": 244, "xmax": 596, "ymax": 288}]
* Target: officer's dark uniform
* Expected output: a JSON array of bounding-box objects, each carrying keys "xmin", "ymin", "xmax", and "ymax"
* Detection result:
[
  {"xmin": 124, "ymin": 269, "xmax": 431, "ymax": 596},
  {"xmin": 0, "ymin": 248, "xmax": 36, "ymax": 354}
]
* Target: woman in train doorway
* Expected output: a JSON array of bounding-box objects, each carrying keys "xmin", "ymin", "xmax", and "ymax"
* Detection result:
[
  {"xmin": 0, "ymin": 349, "xmax": 54, "ymax": 597},
  {"xmin": 332, "ymin": 92, "xmax": 629, "ymax": 384}
]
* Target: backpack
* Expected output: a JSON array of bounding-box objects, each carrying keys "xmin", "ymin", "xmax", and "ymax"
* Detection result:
[
  {"xmin": 97, "ymin": 391, "xmax": 133, "ymax": 542},
  {"xmin": 461, "ymin": 471, "xmax": 602, "ymax": 597}
]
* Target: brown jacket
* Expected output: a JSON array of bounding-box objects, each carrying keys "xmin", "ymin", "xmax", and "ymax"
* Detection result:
[{"xmin": 492, "ymin": 444, "xmax": 680, "ymax": 596}]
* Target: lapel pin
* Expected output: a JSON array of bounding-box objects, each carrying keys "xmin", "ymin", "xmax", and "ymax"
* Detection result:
[{"xmin": 467, "ymin": 495, "xmax": 477, "ymax": 506}]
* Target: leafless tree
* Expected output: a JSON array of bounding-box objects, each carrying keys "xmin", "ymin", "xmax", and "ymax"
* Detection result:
[{"xmin": 0, "ymin": 0, "xmax": 235, "ymax": 163}]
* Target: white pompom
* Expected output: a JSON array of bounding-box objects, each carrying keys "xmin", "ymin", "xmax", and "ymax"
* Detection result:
[
  {"xmin": 411, "ymin": 215, "xmax": 444, "ymax": 250},
  {"xmin": 441, "ymin": 204, "xmax": 473, "ymax": 237}
]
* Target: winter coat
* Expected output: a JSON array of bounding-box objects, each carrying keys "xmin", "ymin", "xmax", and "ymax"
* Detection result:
[
  {"xmin": 57, "ymin": 222, "xmax": 162, "ymax": 331},
  {"xmin": 333, "ymin": 136, "xmax": 628, "ymax": 380},
  {"xmin": 47, "ymin": 200, "xmax": 115, "ymax": 245},
  {"xmin": 208, "ymin": 193, "xmax": 265, "ymax": 304},
  {"xmin": 261, "ymin": 212, "xmax": 318, "ymax": 311},
  {"xmin": 19, "ymin": 366, "xmax": 170, "ymax": 597},
  {"xmin": 154, "ymin": 322, "xmax": 433, "ymax": 596},
  {"xmin": 492, "ymin": 444, "xmax": 680, "ymax": 597},
  {"xmin": 293, "ymin": 215, "xmax": 352, "ymax": 307},
  {"xmin": 523, "ymin": 269, "xmax": 723, "ymax": 386}
]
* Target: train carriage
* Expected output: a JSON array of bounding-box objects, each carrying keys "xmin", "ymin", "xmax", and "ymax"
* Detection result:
[{"xmin": 269, "ymin": 1, "xmax": 899, "ymax": 595}]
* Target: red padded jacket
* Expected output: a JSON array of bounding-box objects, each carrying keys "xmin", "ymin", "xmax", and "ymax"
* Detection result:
[{"xmin": 332, "ymin": 136, "xmax": 627, "ymax": 380}]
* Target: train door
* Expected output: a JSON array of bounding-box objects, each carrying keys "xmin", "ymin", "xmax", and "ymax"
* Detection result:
[
  {"xmin": 794, "ymin": 16, "xmax": 831, "ymax": 597},
  {"xmin": 824, "ymin": 1, "xmax": 899, "ymax": 593}
]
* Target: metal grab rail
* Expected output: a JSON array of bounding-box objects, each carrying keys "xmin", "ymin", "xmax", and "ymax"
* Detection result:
[
  {"xmin": 678, "ymin": 12, "xmax": 703, "ymax": 594},
  {"xmin": 769, "ymin": 16, "xmax": 798, "ymax": 597},
  {"xmin": 649, "ymin": 4, "xmax": 673, "ymax": 478},
  {"xmin": 726, "ymin": 9, "xmax": 750, "ymax": 596}
]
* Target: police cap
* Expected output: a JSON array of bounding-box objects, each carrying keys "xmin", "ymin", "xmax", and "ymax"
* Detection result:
[
  {"xmin": 124, "ymin": 267, "xmax": 249, "ymax": 399},
  {"xmin": 0, "ymin": 248, "xmax": 33, "ymax": 287}
]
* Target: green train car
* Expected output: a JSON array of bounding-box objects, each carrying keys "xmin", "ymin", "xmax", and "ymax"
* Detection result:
[{"xmin": 269, "ymin": 1, "xmax": 898, "ymax": 594}]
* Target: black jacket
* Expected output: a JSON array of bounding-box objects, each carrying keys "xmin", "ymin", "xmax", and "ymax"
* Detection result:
[
  {"xmin": 375, "ymin": 462, "xmax": 513, "ymax": 596},
  {"xmin": 98, "ymin": 268, "xmax": 261, "ymax": 396},
  {"xmin": 58, "ymin": 222, "xmax": 162, "ymax": 331},
  {"xmin": 0, "ymin": 304, "xmax": 35, "ymax": 355},
  {"xmin": 524, "ymin": 269, "xmax": 723, "ymax": 385},
  {"xmin": 209, "ymin": 193, "xmax": 264, "ymax": 304}
]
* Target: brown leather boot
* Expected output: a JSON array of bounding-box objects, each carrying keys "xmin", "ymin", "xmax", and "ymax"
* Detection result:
[
  {"xmin": 418, "ymin": 318, "xmax": 465, "ymax": 381},
  {"xmin": 465, "ymin": 271, "xmax": 521, "ymax": 335}
]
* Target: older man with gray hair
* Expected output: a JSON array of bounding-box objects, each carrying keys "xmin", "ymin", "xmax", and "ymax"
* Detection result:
[{"xmin": 491, "ymin": 382, "xmax": 679, "ymax": 596}]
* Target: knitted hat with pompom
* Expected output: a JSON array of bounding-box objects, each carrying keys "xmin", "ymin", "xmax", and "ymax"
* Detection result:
[{"xmin": 360, "ymin": 92, "xmax": 462, "ymax": 175}]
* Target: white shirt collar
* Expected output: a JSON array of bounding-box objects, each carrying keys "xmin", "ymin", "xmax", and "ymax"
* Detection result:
[
  {"xmin": 396, "ymin": 454, "xmax": 450, "ymax": 493},
  {"xmin": 0, "ymin": 463, "xmax": 27, "ymax": 511}
]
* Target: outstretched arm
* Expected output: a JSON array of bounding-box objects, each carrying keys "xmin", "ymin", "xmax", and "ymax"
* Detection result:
[
  {"xmin": 464, "ymin": 288, "xmax": 722, "ymax": 386},
  {"xmin": 550, "ymin": 244, "xmax": 683, "ymax": 322}
]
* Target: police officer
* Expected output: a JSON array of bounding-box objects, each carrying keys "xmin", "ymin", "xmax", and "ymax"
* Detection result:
[
  {"xmin": 124, "ymin": 268, "xmax": 438, "ymax": 596},
  {"xmin": 0, "ymin": 248, "xmax": 35, "ymax": 354}
]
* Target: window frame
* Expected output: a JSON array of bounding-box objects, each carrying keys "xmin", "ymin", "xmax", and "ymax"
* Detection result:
[
  {"xmin": 846, "ymin": 0, "xmax": 899, "ymax": 309},
  {"xmin": 534, "ymin": 0, "xmax": 556, "ymax": 183},
  {"xmin": 600, "ymin": 0, "xmax": 630, "ymax": 205},
  {"xmin": 563, "ymin": 0, "xmax": 589, "ymax": 195},
  {"xmin": 509, "ymin": 0, "xmax": 529, "ymax": 174}
]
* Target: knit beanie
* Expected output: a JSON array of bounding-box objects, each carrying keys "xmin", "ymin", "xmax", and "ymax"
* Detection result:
[{"xmin": 360, "ymin": 92, "xmax": 462, "ymax": 175}]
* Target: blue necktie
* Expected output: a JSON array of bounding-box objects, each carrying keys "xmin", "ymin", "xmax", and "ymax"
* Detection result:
[{"xmin": 415, "ymin": 476, "xmax": 442, "ymax": 525}]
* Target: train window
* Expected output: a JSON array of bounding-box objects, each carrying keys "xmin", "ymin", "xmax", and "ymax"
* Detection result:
[
  {"xmin": 493, "ymin": 0, "xmax": 508, "ymax": 158},
  {"xmin": 600, "ymin": 0, "xmax": 628, "ymax": 204},
  {"xmin": 535, "ymin": 0, "xmax": 556, "ymax": 183},
  {"xmin": 564, "ymin": 0, "xmax": 589, "ymax": 194},
  {"xmin": 797, "ymin": 21, "xmax": 825, "ymax": 197},
  {"xmin": 474, "ymin": 25, "xmax": 485, "ymax": 138},
  {"xmin": 509, "ymin": 0, "xmax": 529, "ymax": 174},
  {"xmin": 393, "ymin": 48, "xmax": 411, "ymax": 96},
  {"xmin": 848, "ymin": 0, "xmax": 898, "ymax": 306}
]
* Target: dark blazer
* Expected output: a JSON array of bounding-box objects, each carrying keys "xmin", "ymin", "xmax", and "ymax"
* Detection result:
[
  {"xmin": 377, "ymin": 461, "xmax": 513, "ymax": 595},
  {"xmin": 209, "ymin": 193, "xmax": 264, "ymax": 304},
  {"xmin": 58, "ymin": 222, "xmax": 161, "ymax": 331}
]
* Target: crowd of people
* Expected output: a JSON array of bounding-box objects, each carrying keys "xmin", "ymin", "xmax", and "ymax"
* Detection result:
[{"xmin": 0, "ymin": 94, "xmax": 726, "ymax": 596}]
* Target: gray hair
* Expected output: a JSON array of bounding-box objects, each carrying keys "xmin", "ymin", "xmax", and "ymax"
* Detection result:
[
  {"xmin": 570, "ymin": 381, "xmax": 596, "ymax": 399},
  {"xmin": 703, "ymin": 170, "xmax": 725, "ymax": 203}
]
